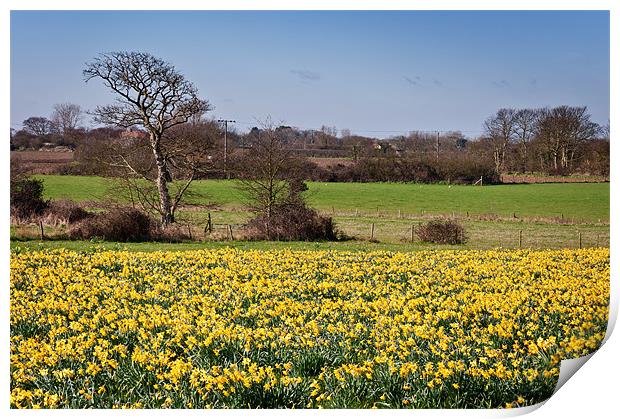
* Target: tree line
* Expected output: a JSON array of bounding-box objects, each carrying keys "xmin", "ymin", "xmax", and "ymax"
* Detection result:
[
  {"xmin": 11, "ymin": 103, "xmax": 84, "ymax": 149},
  {"xmin": 11, "ymin": 106, "xmax": 609, "ymax": 180},
  {"xmin": 481, "ymin": 106, "xmax": 608, "ymax": 176}
]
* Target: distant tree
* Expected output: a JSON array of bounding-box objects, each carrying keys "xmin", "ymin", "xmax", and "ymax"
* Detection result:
[
  {"xmin": 455, "ymin": 137, "xmax": 468, "ymax": 149},
  {"xmin": 317, "ymin": 125, "xmax": 339, "ymax": 148},
  {"xmin": 10, "ymin": 130, "xmax": 40, "ymax": 150},
  {"xmin": 22, "ymin": 116, "xmax": 52, "ymax": 136},
  {"xmin": 71, "ymin": 127, "xmax": 125, "ymax": 175},
  {"xmin": 602, "ymin": 120, "xmax": 610, "ymax": 140},
  {"xmin": 578, "ymin": 138, "xmax": 609, "ymax": 176},
  {"xmin": 84, "ymin": 51, "xmax": 211, "ymax": 227},
  {"xmin": 321, "ymin": 125, "xmax": 338, "ymax": 137},
  {"xmin": 513, "ymin": 108, "xmax": 541, "ymax": 172},
  {"xmin": 483, "ymin": 108, "xmax": 516, "ymax": 173},
  {"xmin": 51, "ymin": 103, "xmax": 82, "ymax": 135},
  {"xmin": 535, "ymin": 106, "xmax": 600, "ymax": 173},
  {"xmin": 236, "ymin": 121, "xmax": 295, "ymax": 219}
]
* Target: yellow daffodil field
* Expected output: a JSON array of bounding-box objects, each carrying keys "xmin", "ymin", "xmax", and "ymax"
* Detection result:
[{"xmin": 10, "ymin": 248, "xmax": 609, "ymax": 409}]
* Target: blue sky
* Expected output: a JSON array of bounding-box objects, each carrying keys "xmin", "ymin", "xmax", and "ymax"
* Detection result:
[{"xmin": 10, "ymin": 10, "xmax": 609, "ymax": 138}]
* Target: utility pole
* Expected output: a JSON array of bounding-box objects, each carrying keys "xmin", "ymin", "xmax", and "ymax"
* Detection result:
[{"xmin": 217, "ymin": 119, "xmax": 235, "ymax": 177}]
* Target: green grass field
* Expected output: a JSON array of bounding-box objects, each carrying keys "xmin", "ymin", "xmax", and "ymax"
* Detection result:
[
  {"xmin": 17, "ymin": 175, "xmax": 607, "ymax": 251},
  {"xmin": 37, "ymin": 175, "xmax": 609, "ymax": 222}
]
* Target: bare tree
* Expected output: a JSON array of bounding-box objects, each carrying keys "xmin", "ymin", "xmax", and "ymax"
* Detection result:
[
  {"xmin": 237, "ymin": 121, "xmax": 294, "ymax": 221},
  {"xmin": 536, "ymin": 106, "xmax": 600, "ymax": 172},
  {"xmin": 236, "ymin": 121, "xmax": 338, "ymax": 241},
  {"xmin": 81, "ymin": 121, "xmax": 220, "ymax": 222},
  {"xmin": 602, "ymin": 120, "xmax": 610, "ymax": 141},
  {"xmin": 83, "ymin": 51, "xmax": 211, "ymax": 227},
  {"xmin": 51, "ymin": 103, "xmax": 82, "ymax": 135},
  {"xmin": 22, "ymin": 116, "xmax": 52, "ymax": 136},
  {"xmin": 483, "ymin": 108, "xmax": 516, "ymax": 173},
  {"xmin": 316, "ymin": 125, "xmax": 338, "ymax": 148},
  {"xmin": 513, "ymin": 108, "xmax": 541, "ymax": 173}
]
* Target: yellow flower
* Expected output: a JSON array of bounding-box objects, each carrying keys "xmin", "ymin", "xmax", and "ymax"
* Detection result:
[{"xmin": 9, "ymin": 248, "xmax": 609, "ymax": 409}]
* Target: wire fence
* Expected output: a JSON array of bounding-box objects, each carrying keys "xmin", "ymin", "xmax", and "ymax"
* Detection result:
[{"xmin": 11, "ymin": 218, "xmax": 609, "ymax": 250}]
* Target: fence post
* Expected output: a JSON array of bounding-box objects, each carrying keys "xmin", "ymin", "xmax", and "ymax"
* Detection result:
[
  {"xmin": 355, "ymin": 208, "xmax": 359, "ymax": 217},
  {"xmin": 410, "ymin": 225, "xmax": 415, "ymax": 243},
  {"xmin": 228, "ymin": 225, "xmax": 234, "ymax": 241},
  {"xmin": 39, "ymin": 221, "xmax": 45, "ymax": 240},
  {"xmin": 518, "ymin": 230, "xmax": 522, "ymax": 248},
  {"xmin": 187, "ymin": 224, "xmax": 192, "ymax": 240},
  {"xmin": 578, "ymin": 232, "xmax": 582, "ymax": 249},
  {"xmin": 370, "ymin": 223, "xmax": 375, "ymax": 241},
  {"xmin": 398, "ymin": 209, "xmax": 401, "ymax": 219},
  {"xmin": 207, "ymin": 212, "xmax": 213, "ymax": 233}
]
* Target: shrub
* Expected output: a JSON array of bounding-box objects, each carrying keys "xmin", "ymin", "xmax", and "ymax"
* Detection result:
[
  {"xmin": 437, "ymin": 154, "xmax": 501, "ymax": 184},
  {"xmin": 151, "ymin": 223, "xmax": 192, "ymax": 242},
  {"xmin": 67, "ymin": 207, "xmax": 153, "ymax": 242},
  {"xmin": 43, "ymin": 200, "xmax": 93, "ymax": 225},
  {"xmin": 417, "ymin": 219, "xmax": 467, "ymax": 244},
  {"xmin": 246, "ymin": 202, "xmax": 339, "ymax": 241},
  {"xmin": 315, "ymin": 157, "xmax": 443, "ymax": 183},
  {"xmin": 10, "ymin": 177, "xmax": 48, "ymax": 219}
]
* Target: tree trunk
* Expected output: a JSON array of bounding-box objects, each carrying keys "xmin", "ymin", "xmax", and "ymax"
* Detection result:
[
  {"xmin": 520, "ymin": 143, "xmax": 528, "ymax": 173},
  {"xmin": 561, "ymin": 146, "xmax": 572, "ymax": 170},
  {"xmin": 152, "ymin": 135, "xmax": 174, "ymax": 227},
  {"xmin": 493, "ymin": 147, "xmax": 503, "ymax": 174}
]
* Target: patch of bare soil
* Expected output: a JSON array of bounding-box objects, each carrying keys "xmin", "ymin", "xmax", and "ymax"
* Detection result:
[{"xmin": 11, "ymin": 150, "xmax": 74, "ymax": 174}]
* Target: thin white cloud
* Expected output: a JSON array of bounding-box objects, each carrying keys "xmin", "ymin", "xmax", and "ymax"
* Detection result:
[{"xmin": 290, "ymin": 69, "xmax": 321, "ymax": 82}]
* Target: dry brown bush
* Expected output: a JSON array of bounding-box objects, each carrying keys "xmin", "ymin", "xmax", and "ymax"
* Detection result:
[
  {"xmin": 417, "ymin": 219, "xmax": 467, "ymax": 244},
  {"xmin": 245, "ymin": 202, "xmax": 338, "ymax": 241},
  {"xmin": 151, "ymin": 224, "xmax": 192, "ymax": 242},
  {"xmin": 42, "ymin": 200, "xmax": 93, "ymax": 226},
  {"xmin": 67, "ymin": 207, "xmax": 153, "ymax": 242}
]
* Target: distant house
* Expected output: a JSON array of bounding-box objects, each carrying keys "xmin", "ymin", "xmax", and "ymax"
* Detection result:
[{"xmin": 120, "ymin": 128, "xmax": 147, "ymax": 140}]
